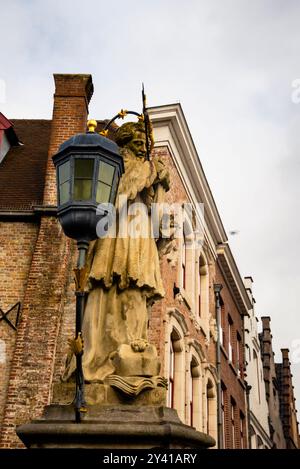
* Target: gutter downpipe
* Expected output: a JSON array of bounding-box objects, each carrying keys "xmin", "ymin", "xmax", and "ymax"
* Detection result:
[{"xmin": 214, "ymin": 283, "xmax": 223, "ymax": 449}]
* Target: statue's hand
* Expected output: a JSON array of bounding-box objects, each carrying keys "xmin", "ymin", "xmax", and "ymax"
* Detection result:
[
  {"xmin": 68, "ymin": 333, "xmax": 84, "ymax": 356},
  {"xmin": 130, "ymin": 338, "xmax": 148, "ymax": 352}
]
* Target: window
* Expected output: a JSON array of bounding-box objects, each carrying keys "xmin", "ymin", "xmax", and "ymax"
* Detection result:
[
  {"xmin": 257, "ymin": 435, "xmax": 264, "ymax": 449},
  {"xmin": 188, "ymin": 353, "xmax": 202, "ymax": 431},
  {"xmin": 197, "ymin": 253, "xmax": 209, "ymax": 318},
  {"xmin": 189, "ymin": 361, "xmax": 194, "ymax": 427},
  {"xmin": 206, "ymin": 378, "xmax": 216, "ymax": 435},
  {"xmin": 220, "ymin": 300, "xmax": 226, "ymax": 347},
  {"xmin": 181, "ymin": 233, "xmax": 186, "ymax": 290},
  {"xmin": 249, "ymin": 425, "xmax": 257, "ymax": 448},
  {"xmin": 237, "ymin": 332, "xmax": 242, "ymax": 376},
  {"xmin": 231, "ymin": 398, "xmax": 236, "ymax": 448},
  {"xmin": 198, "ymin": 257, "xmax": 201, "ymax": 316},
  {"xmin": 253, "ymin": 349, "xmax": 261, "ymax": 403},
  {"xmin": 240, "ymin": 412, "xmax": 245, "ymax": 448},
  {"xmin": 166, "ymin": 324, "xmax": 185, "ymax": 423},
  {"xmin": 168, "ymin": 339, "xmax": 175, "ymax": 408},
  {"xmin": 221, "ymin": 382, "xmax": 226, "ymax": 448},
  {"xmin": 228, "ymin": 316, "xmax": 233, "ymax": 362}
]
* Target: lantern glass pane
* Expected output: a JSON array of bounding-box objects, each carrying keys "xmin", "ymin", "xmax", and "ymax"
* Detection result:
[
  {"xmin": 96, "ymin": 182, "xmax": 111, "ymax": 204},
  {"xmin": 59, "ymin": 161, "xmax": 70, "ymax": 184},
  {"xmin": 73, "ymin": 158, "xmax": 94, "ymax": 201},
  {"xmin": 74, "ymin": 179, "xmax": 93, "ymax": 200},
  {"xmin": 60, "ymin": 181, "xmax": 70, "ymax": 204},
  {"xmin": 74, "ymin": 159, "xmax": 94, "ymax": 178},
  {"xmin": 98, "ymin": 161, "xmax": 115, "ymax": 185}
]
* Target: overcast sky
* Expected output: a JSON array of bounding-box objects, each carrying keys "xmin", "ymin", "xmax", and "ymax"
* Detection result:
[{"xmin": 1, "ymin": 0, "xmax": 300, "ymax": 411}]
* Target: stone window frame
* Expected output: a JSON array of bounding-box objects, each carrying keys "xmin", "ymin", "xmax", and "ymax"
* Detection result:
[
  {"xmin": 186, "ymin": 342, "xmax": 203, "ymax": 431},
  {"xmin": 204, "ymin": 366, "xmax": 218, "ymax": 446},
  {"xmin": 164, "ymin": 308, "xmax": 188, "ymax": 423},
  {"xmin": 196, "ymin": 250, "xmax": 209, "ymax": 322}
]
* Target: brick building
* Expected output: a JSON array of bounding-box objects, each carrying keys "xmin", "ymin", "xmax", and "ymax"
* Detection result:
[
  {"xmin": 0, "ymin": 73, "xmax": 299, "ymax": 449},
  {"xmin": 260, "ymin": 316, "xmax": 299, "ymax": 449},
  {"xmin": 260, "ymin": 316, "xmax": 287, "ymax": 448},
  {"xmin": 276, "ymin": 349, "xmax": 300, "ymax": 448},
  {"xmin": 215, "ymin": 246, "xmax": 251, "ymax": 448},
  {"xmin": 243, "ymin": 277, "xmax": 272, "ymax": 448}
]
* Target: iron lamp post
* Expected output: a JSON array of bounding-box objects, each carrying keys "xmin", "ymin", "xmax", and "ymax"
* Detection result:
[{"xmin": 52, "ymin": 120, "xmax": 124, "ymax": 422}]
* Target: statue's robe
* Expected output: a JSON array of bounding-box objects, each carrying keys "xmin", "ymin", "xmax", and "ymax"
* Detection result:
[{"xmin": 62, "ymin": 150, "xmax": 166, "ymax": 382}]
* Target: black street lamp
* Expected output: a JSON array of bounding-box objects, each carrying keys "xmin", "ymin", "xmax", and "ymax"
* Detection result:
[{"xmin": 52, "ymin": 120, "xmax": 124, "ymax": 422}]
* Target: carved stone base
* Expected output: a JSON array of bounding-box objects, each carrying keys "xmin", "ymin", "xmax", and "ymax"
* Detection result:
[
  {"xmin": 16, "ymin": 404, "xmax": 215, "ymax": 449},
  {"xmin": 53, "ymin": 382, "xmax": 167, "ymax": 406}
]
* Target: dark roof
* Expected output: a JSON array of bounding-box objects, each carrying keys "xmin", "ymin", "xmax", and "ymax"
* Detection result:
[{"xmin": 0, "ymin": 119, "xmax": 51, "ymax": 211}]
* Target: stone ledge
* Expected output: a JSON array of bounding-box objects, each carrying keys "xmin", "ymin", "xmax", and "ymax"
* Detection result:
[{"xmin": 17, "ymin": 404, "xmax": 215, "ymax": 449}]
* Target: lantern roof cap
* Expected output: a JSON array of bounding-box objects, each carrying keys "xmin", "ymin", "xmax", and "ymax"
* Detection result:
[{"xmin": 58, "ymin": 131, "xmax": 119, "ymax": 154}]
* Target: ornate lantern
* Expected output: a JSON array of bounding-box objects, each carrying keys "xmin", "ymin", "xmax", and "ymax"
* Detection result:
[{"xmin": 53, "ymin": 120, "xmax": 124, "ymax": 245}]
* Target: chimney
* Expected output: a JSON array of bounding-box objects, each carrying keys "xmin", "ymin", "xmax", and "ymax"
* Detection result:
[{"xmin": 43, "ymin": 74, "xmax": 94, "ymax": 205}]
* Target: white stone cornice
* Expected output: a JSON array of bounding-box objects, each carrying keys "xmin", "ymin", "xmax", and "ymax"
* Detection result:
[{"xmin": 149, "ymin": 103, "xmax": 228, "ymax": 259}]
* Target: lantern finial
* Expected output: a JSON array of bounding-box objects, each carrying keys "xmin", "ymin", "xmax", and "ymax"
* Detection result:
[{"xmin": 87, "ymin": 119, "xmax": 97, "ymax": 133}]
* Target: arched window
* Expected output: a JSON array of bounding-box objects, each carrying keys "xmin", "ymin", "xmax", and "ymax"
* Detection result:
[
  {"xmin": 188, "ymin": 355, "xmax": 201, "ymax": 430},
  {"xmin": 206, "ymin": 379, "xmax": 215, "ymax": 434},
  {"xmin": 257, "ymin": 435, "xmax": 264, "ymax": 449},
  {"xmin": 250, "ymin": 425, "xmax": 257, "ymax": 448},
  {"xmin": 230, "ymin": 397, "xmax": 236, "ymax": 448},
  {"xmin": 221, "ymin": 382, "xmax": 226, "ymax": 447},
  {"xmin": 181, "ymin": 232, "xmax": 186, "ymax": 290},
  {"xmin": 205, "ymin": 373, "xmax": 218, "ymax": 446},
  {"xmin": 240, "ymin": 411, "xmax": 245, "ymax": 448},
  {"xmin": 197, "ymin": 253, "xmax": 208, "ymax": 318},
  {"xmin": 165, "ymin": 309, "xmax": 189, "ymax": 424},
  {"xmin": 253, "ymin": 349, "xmax": 261, "ymax": 403},
  {"xmin": 168, "ymin": 338, "xmax": 175, "ymax": 408},
  {"xmin": 166, "ymin": 321, "xmax": 185, "ymax": 422}
]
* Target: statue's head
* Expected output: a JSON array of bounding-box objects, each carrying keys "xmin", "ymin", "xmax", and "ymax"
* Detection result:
[{"xmin": 115, "ymin": 121, "xmax": 148, "ymax": 160}]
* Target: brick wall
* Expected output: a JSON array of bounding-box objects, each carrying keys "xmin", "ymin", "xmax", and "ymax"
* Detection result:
[
  {"xmin": 0, "ymin": 74, "xmax": 92, "ymax": 448},
  {"xmin": 0, "ymin": 222, "xmax": 39, "ymax": 429}
]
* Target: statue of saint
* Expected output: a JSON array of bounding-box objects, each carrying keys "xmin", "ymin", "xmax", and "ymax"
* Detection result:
[{"xmin": 62, "ymin": 121, "xmax": 170, "ymax": 394}]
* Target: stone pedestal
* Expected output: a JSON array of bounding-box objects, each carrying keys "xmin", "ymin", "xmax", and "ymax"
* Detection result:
[{"xmin": 16, "ymin": 404, "xmax": 215, "ymax": 449}]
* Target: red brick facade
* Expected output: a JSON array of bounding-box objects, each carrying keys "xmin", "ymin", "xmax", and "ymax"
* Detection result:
[{"xmin": 216, "ymin": 264, "xmax": 247, "ymax": 449}]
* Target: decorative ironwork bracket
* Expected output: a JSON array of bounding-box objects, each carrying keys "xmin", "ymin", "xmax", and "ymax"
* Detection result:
[{"xmin": 0, "ymin": 302, "xmax": 21, "ymax": 331}]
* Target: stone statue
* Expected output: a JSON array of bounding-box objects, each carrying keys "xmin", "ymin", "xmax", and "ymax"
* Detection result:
[{"xmin": 62, "ymin": 120, "xmax": 170, "ymax": 397}]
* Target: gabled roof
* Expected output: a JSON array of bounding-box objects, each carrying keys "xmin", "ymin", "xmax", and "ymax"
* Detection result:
[{"xmin": 0, "ymin": 119, "xmax": 51, "ymax": 211}]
